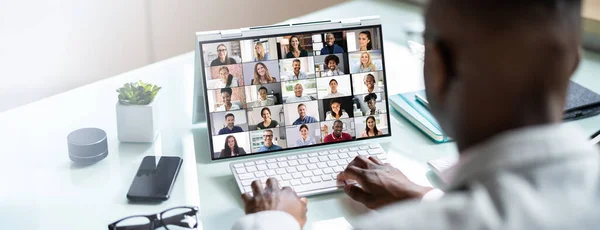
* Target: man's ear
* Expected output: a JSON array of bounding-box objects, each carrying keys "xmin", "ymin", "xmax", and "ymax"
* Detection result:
[{"xmin": 423, "ymin": 40, "xmax": 452, "ymax": 110}]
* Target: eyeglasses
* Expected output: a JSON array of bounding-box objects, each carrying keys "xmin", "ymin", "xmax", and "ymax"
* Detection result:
[
  {"xmin": 108, "ymin": 206, "xmax": 199, "ymax": 230},
  {"xmin": 263, "ymin": 135, "xmax": 273, "ymax": 138},
  {"xmin": 217, "ymin": 49, "xmax": 227, "ymax": 52}
]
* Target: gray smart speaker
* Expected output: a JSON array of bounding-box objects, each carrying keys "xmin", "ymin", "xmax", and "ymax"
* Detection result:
[{"xmin": 67, "ymin": 128, "xmax": 108, "ymax": 164}]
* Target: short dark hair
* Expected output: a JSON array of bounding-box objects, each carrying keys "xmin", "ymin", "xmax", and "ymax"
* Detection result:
[
  {"xmin": 297, "ymin": 103, "xmax": 306, "ymax": 109},
  {"xmin": 364, "ymin": 93, "xmax": 377, "ymax": 102},
  {"xmin": 329, "ymin": 79, "xmax": 338, "ymax": 85},
  {"xmin": 225, "ymin": 113, "xmax": 235, "ymax": 119},
  {"xmin": 293, "ymin": 59, "xmax": 301, "ymax": 64},
  {"xmin": 260, "ymin": 107, "xmax": 271, "ymax": 116},
  {"xmin": 220, "ymin": 87, "xmax": 232, "ymax": 95},
  {"xmin": 299, "ymin": 124, "xmax": 308, "ymax": 131},
  {"xmin": 258, "ymin": 86, "xmax": 268, "ymax": 93},
  {"xmin": 324, "ymin": 55, "xmax": 339, "ymax": 65},
  {"xmin": 333, "ymin": 119, "xmax": 343, "ymax": 126}
]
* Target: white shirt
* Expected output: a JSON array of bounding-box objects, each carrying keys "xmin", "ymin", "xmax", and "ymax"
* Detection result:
[
  {"xmin": 253, "ymin": 98, "xmax": 274, "ymax": 108},
  {"xmin": 215, "ymin": 77, "xmax": 239, "ymax": 88},
  {"xmin": 232, "ymin": 124, "xmax": 600, "ymax": 230},
  {"xmin": 216, "ymin": 103, "xmax": 240, "ymax": 111},
  {"xmin": 285, "ymin": 96, "xmax": 312, "ymax": 103},
  {"xmin": 325, "ymin": 111, "xmax": 349, "ymax": 120},
  {"xmin": 323, "ymin": 92, "xmax": 345, "ymax": 99},
  {"xmin": 322, "ymin": 69, "xmax": 344, "ymax": 76},
  {"xmin": 287, "ymin": 71, "xmax": 308, "ymax": 80}
]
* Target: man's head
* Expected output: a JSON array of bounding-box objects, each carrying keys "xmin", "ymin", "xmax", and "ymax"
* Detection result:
[
  {"xmin": 225, "ymin": 113, "xmax": 235, "ymax": 128},
  {"xmin": 325, "ymin": 55, "xmax": 340, "ymax": 71},
  {"xmin": 329, "ymin": 79, "xmax": 338, "ymax": 93},
  {"xmin": 293, "ymin": 59, "xmax": 301, "ymax": 73},
  {"xmin": 258, "ymin": 86, "xmax": 268, "ymax": 100},
  {"xmin": 332, "ymin": 120, "xmax": 344, "ymax": 137},
  {"xmin": 294, "ymin": 83, "xmax": 304, "ymax": 97},
  {"xmin": 326, "ymin": 33, "xmax": 335, "ymax": 46},
  {"xmin": 423, "ymin": 0, "xmax": 581, "ymax": 151},
  {"xmin": 297, "ymin": 104, "xmax": 307, "ymax": 118},
  {"xmin": 263, "ymin": 130, "xmax": 274, "ymax": 147}
]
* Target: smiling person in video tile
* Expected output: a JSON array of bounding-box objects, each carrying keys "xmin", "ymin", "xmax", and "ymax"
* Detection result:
[
  {"xmin": 211, "ymin": 44, "xmax": 237, "ymax": 66},
  {"xmin": 257, "ymin": 130, "xmax": 282, "ymax": 152},
  {"xmin": 323, "ymin": 120, "xmax": 352, "ymax": 143},
  {"xmin": 220, "ymin": 135, "xmax": 247, "ymax": 157}
]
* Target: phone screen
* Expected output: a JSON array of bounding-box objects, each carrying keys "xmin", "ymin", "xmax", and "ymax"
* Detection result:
[{"xmin": 127, "ymin": 156, "xmax": 183, "ymax": 201}]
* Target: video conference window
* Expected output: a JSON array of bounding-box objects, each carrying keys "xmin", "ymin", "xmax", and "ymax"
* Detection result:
[
  {"xmin": 346, "ymin": 28, "xmax": 382, "ymax": 52},
  {"xmin": 318, "ymin": 32, "xmax": 347, "ymax": 55},
  {"xmin": 249, "ymin": 128, "xmax": 287, "ymax": 153},
  {"xmin": 212, "ymin": 132, "xmax": 251, "ymax": 159},
  {"xmin": 349, "ymin": 50, "xmax": 383, "ymax": 74},
  {"xmin": 352, "ymin": 71, "xmax": 385, "ymax": 94},
  {"xmin": 283, "ymin": 101, "xmax": 320, "ymax": 126},
  {"xmin": 319, "ymin": 96, "xmax": 354, "ymax": 121},
  {"xmin": 320, "ymin": 118, "xmax": 356, "ymax": 143},
  {"xmin": 282, "ymin": 79, "xmax": 317, "ymax": 104},
  {"xmin": 316, "ymin": 75, "xmax": 352, "ymax": 99},
  {"xmin": 205, "ymin": 64, "xmax": 244, "ymax": 90},
  {"xmin": 286, "ymin": 123, "xmax": 322, "ymax": 147},
  {"xmin": 211, "ymin": 110, "xmax": 249, "ymax": 135},
  {"xmin": 242, "ymin": 60, "xmax": 280, "ymax": 85},
  {"xmin": 247, "ymin": 105, "xmax": 285, "ymax": 131},
  {"xmin": 207, "ymin": 87, "xmax": 247, "ymax": 112},
  {"xmin": 314, "ymin": 54, "xmax": 348, "ymax": 77},
  {"xmin": 278, "ymin": 34, "xmax": 317, "ymax": 59},
  {"xmin": 240, "ymin": 38, "xmax": 278, "ymax": 63},
  {"xmin": 245, "ymin": 83, "xmax": 283, "ymax": 108},
  {"xmin": 202, "ymin": 42, "xmax": 242, "ymax": 67},
  {"xmin": 279, "ymin": 57, "xmax": 316, "ymax": 81},
  {"xmin": 355, "ymin": 114, "xmax": 389, "ymax": 138},
  {"xmin": 354, "ymin": 92, "xmax": 387, "ymax": 116}
]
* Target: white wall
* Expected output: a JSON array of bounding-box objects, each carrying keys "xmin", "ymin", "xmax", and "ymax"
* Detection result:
[{"xmin": 0, "ymin": 0, "xmax": 346, "ymax": 112}]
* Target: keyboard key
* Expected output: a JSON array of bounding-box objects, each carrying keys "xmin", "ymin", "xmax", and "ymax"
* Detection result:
[
  {"xmin": 333, "ymin": 166, "xmax": 344, "ymax": 172},
  {"xmin": 358, "ymin": 150, "xmax": 369, "ymax": 156},
  {"xmin": 255, "ymin": 172, "xmax": 266, "ymax": 177},
  {"xmin": 337, "ymin": 159, "xmax": 347, "ymax": 166},
  {"xmin": 286, "ymin": 167, "xmax": 298, "ymax": 173},
  {"xmin": 239, "ymin": 173, "xmax": 254, "ymax": 180},
  {"xmin": 323, "ymin": 168, "xmax": 334, "ymax": 174},
  {"xmin": 287, "ymin": 156, "xmax": 298, "ymax": 160},
  {"xmin": 296, "ymin": 165, "xmax": 308, "ymax": 172},
  {"xmin": 299, "ymin": 154, "xmax": 308, "ymax": 158},
  {"xmin": 318, "ymin": 156, "xmax": 329, "ymax": 162},
  {"xmin": 308, "ymin": 157, "xmax": 319, "ymax": 163},
  {"xmin": 291, "ymin": 180, "xmax": 345, "ymax": 194},
  {"xmin": 312, "ymin": 169, "xmax": 324, "ymax": 176},
  {"xmin": 329, "ymin": 155, "xmax": 340, "ymax": 160},
  {"xmin": 236, "ymin": 168, "xmax": 247, "ymax": 174},
  {"xmin": 244, "ymin": 186, "xmax": 252, "ymax": 193},
  {"xmin": 278, "ymin": 162, "xmax": 289, "ymax": 167},
  {"xmin": 369, "ymin": 144, "xmax": 380, "ymax": 149},
  {"xmin": 233, "ymin": 163, "xmax": 244, "ymax": 168},
  {"xmin": 268, "ymin": 163, "xmax": 278, "ymax": 169},
  {"xmin": 308, "ymin": 153, "xmax": 319, "ymax": 157},
  {"xmin": 327, "ymin": 161, "xmax": 338, "ymax": 167},
  {"xmin": 242, "ymin": 179, "xmax": 254, "ymax": 186},
  {"xmin": 292, "ymin": 172, "xmax": 303, "ymax": 179},
  {"xmin": 319, "ymin": 151, "xmax": 329, "ymax": 156},
  {"xmin": 360, "ymin": 146, "xmax": 369, "ymax": 150},
  {"xmin": 265, "ymin": 170, "xmax": 276, "ymax": 176},
  {"xmin": 277, "ymin": 157, "xmax": 287, "ymax": 162},
  {"xmin": 301, "ymin": 178, "xmax": 311, "ymax": 184},
  {"xmin": 280, "ymin": 181, "xmax": 291, "ymax": 187},
  {"xmin": 339, "ymin": 148, "xmax": 349, "ymax": 152},
  {"xmin": 338, "ymin": 153, "xmax": 349, "ymax": 159},
  {"xmin": 349, "ymin": 147, "xmax": 359, "ymax": 151},
  {"xmin": 299, "ymin": 159, "xmax": 309, "ymax": 165},
  {"xmin": 291, "ymin": 180, "xmax": 302, "ymax": 186},
  {"xmin": 244, "ymin": 162, "xmax": 255, "ymax": 166},
  {"xmin": 255, "ymin": 160, "xmax": 266, "ymax": 165},
  {"xmin": 267, "ymin": 159, "xmax": 277, "ymax": 163},
  {"xmin": 282, "ymin": 174, "xmax": 293, "ymax": 180},
  {"xmin": 378, "ymin": 154, "xmax": 388, "ymax": 160},
  {"xmin": 288, "ymin": 160, "xmax": 299, "ymax": 166},
  {"xmin": 311, "ymin": 176, "xmax": 322, "ymax": 183},
  {"xmin": 329, "ymin": 149, "xmax": 339, "ymax": 154},
  {"xmin": 247, "ymin": 166, "xmax": 258, "ymax": 173},
  {"xmin": 274, "ymin": 175, "xmax": 283, "ymax": 181},
  {"xmin": 257, "ymin": 165, "xmax": 268, "ymax": 171},
  {"xmin": 317, "ymin": 162, "xmax": 328, "ymax": 168},
  {"xmin": 302, "ymin": 171, "xmax": 313, "ymax": 177},
  {"xmin": 368, "ymin": 149, "xmax": 383, "ymax": 155},
  {"xmin": 346, "ymin": 158, "xmax": 353, "ymax": 163},
  {"xmin": 276, "ymin": 168, "xmax": 287, "ymax": 174},
  {"xmin": 348, "ymin": 152, "xmax": 358, "ymax": 157},
  {"xmin": 321, "ymin": 175, "xmax": 333, "ymax": 181}
]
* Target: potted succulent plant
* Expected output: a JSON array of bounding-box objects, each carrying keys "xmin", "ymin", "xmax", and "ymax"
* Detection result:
[{"xmin": 116, "ymin": 81, "xmax": 162, "ymax": 142}]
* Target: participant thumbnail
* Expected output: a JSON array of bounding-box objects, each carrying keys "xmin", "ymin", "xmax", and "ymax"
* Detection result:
[
  {"xmin": 207, "ymin": 87, "xmax": 246, "ymax": 112},
  {"xmin": 242, "ymin": 60, "xmax": 281, "ymax": 85},
  {"xmin": 210, "ymin": 110, "xmax": 249, "ymax": 135},
  {"xmin": 316, "ymin": 75, "xmax": 352, "ymax": 99},
  {"xmin": 346, "ymin": 28, "xmax": 382, "ymax": 52},
  {"xmin": 281, "ymin": 79, "xmax": 317, "ymax": 104},
  {"xmin": 283, "ymin": 101, "xmax": 320, "ymax": 126},
  {"xmin": 247, "ymin": 105, "xmax": 284, "ymax": 131},
  {"xmin": 202, "ymin": 42, "xmax": 242, "ymax": 67},
  {"xmin": 277, "ymin": 34, "xmax": 318, "ymax": 59},
  {"xmin": 286, "ymin": 123, "xmax": 322, "ymax": 148},
  {"xmin": 320, "ymin": 118, "xmax": 356, "ymax": 143},
  {"xmin": 279, "ymin": 57, "xmax": 316, "ymax": 81},
  {"xmin": 314, "ymin": 53, "xmax": 348, "ymax": 77},
  {"xmin": 205, "ymin": 64, "xmax": 244, "ymax": 90},
  {"xmin": 245, "ymin": 83, "xmax": 283, "ymax": 108},
  {"xmin": 240, "ymin": 38, "xmax": 278, "ymax": 63},
  {"xmin": 354, "ymin": 92, "xmax": 387, "ymax": 117},
  {"xmin": 351, "ymin": 71, "xmax": 385, "ymax": 94},
  {"xmin": 249, "ymin": 128, "xmax": 287, "ymax": 153},
  {"xmin": 317, "ymin": 32, "xmax": 347, "ymax": 55},
  {"xmin": 349, "ymin": 50, "xmax": 383, "ymax": 74},
  {"xmin": 319, "ymin": 96, "xmax": 355, "ymax": 121},
  {"xmin": 212, "ymin": 132, "xmax": 251, "ymax": 159},
  {"xmin": 355, "ymin": 114, "xmax": 389, "ymax": 138}
]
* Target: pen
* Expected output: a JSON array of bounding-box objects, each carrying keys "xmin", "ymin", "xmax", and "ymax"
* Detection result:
[{"xmin": 415, "ymin": 94, "xmax": 430, "ymax": 110}]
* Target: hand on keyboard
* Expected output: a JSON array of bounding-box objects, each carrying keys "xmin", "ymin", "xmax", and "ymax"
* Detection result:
[
  {"xmin": 242, "ymin": 178, "xmax": 308, "ymax": 228},
  {"xmin": 337, "ymin": 156, "xmax": 434, "ymax": 209}
]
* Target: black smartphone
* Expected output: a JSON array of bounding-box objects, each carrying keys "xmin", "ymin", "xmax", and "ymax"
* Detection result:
[{"xmin": 127, "ymin": 156, "xmax": 183, "ymax": 202}]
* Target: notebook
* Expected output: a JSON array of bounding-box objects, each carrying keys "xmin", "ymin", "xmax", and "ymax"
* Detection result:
[{"xmin": 389, "ymin": 90, "xmax": 451, "ymax": 143}]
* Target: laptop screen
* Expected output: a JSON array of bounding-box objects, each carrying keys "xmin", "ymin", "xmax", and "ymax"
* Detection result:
[{"xmin": 199, "ymin": 25, "xmax": 391, "ymax": 160}]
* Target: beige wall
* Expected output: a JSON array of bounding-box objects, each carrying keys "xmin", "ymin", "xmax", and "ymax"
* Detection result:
[{"xmin": 0, "ymin": 0, "xmax": 345, "ymax": 112}]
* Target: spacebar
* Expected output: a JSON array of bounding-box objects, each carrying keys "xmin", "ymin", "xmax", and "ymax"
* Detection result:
[{"xmin": 291, "ymin": 180, "xmax": 345, "ymax": 193}]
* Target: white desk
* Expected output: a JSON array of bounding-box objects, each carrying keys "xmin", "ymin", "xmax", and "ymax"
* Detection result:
[{"xmin": 2, "ymin": 1, "xmax": 600, "ymax": 229}]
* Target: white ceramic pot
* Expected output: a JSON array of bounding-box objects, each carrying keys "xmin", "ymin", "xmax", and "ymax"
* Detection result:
[{"xmin": 116, "ymin": 94, "xmax": 160, "ymax": 142}]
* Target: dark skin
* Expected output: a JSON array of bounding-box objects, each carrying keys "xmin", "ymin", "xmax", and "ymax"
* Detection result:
[{"xmin": 242, "ymin": 0, "xmax": 582, "ymax": 224}]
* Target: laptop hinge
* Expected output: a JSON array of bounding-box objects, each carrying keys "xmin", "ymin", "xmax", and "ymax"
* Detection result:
[
  {"xmin": 341, "ymin": 18, "xmax": 361, "ymax": 27},
  {"xmin": 220, "ymin": 29, "xmax": 243, "ymax": 38}
]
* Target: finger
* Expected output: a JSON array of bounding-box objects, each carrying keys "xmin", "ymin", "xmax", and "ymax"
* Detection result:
[
  {"xmin": 265, "ymin": 177, "xmax": 280, "ymax": 191},
  {"xmin": 281, "ymin": 186, "xmax": 295, "ymax": 195},
  {"xmin": 241, "ymin": 192, "xmax": 252, "ymax": 203},
  {"xmin": 251, "ymin": 180, "xmax": 265, "ymax": 196},
  {"xmin": 337, "ymin": 165, "xmax": 366, "ymax": 185},
  {"xmin": 300, "ymin": 197, "xmax": 308, "ymax": 205},
  {"xmin": 368, "ymin": 156, "xmax": 384, "ymax": 165},
  {"xmin": 344, "ymin": 184, "xmax": 372, "ymax": 207},
  {"xmin": 347, "ymin": 156, "xmax": 375, "ymax": 169}
]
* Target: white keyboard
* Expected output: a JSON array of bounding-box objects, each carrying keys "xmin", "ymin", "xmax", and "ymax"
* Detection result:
[{"xmin": 230, "ymin": 143, "xmax": 387, "ymax": 197}]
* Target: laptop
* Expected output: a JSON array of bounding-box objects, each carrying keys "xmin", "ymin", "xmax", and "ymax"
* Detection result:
[{"xmin": 193, "ymin": 16, "xmax": 392, "ymax": 196}]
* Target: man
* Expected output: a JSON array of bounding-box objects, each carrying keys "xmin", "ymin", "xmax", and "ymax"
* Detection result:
[
  {"xmin": 292, "ymin": 103, "xmax": 317, "ymax": 125},
  {"xmin": 322, "ymin": 55, "xmax": 344, "ymax": 76},
  {"xmin": 363, "ymin": 93, "xmax": 383, "ymax": 116},
  {"xmin": 253, "ymin": 86, "xmax": 275, "ymax": 108},
  {"xmin": 256, "ymin": 129, "xmax": 282, "ymax": 152},
  {"xmin": 323, "ymin": 119, "xmax": 352, "ymax": 143},
  {"xmin": 216, "ymin": 88, "xmax": 240, "ymax": 111},
  {"xmin": 323, "ymin": 79, "xmax": 345, "ymax": 98},
  {"xmin": 234, "ymin": 1, "xmax": 600, "ymax": 229},
  {"xmin": 285, "ymin": 83, "xmax": 312, "ymax": 103},
  {"xmin": 320, "ymin": 33, "xmax": 345, "ymax": 54},
  {"xmin": 287, "ymin": 59, "xmax": 308, "ymax": 80},
  {"xmin": 217, "ymin": 113, "xmax": 243, "ymax": 135}
]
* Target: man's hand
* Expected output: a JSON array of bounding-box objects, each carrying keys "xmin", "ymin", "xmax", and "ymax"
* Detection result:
[
  {"xmin": 241, "ymin": 178, "xmax": 308, "ymax": 228},
  {"xmin": 337, "ymin": 156, "xmax": 433, "ymax": 209}
]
